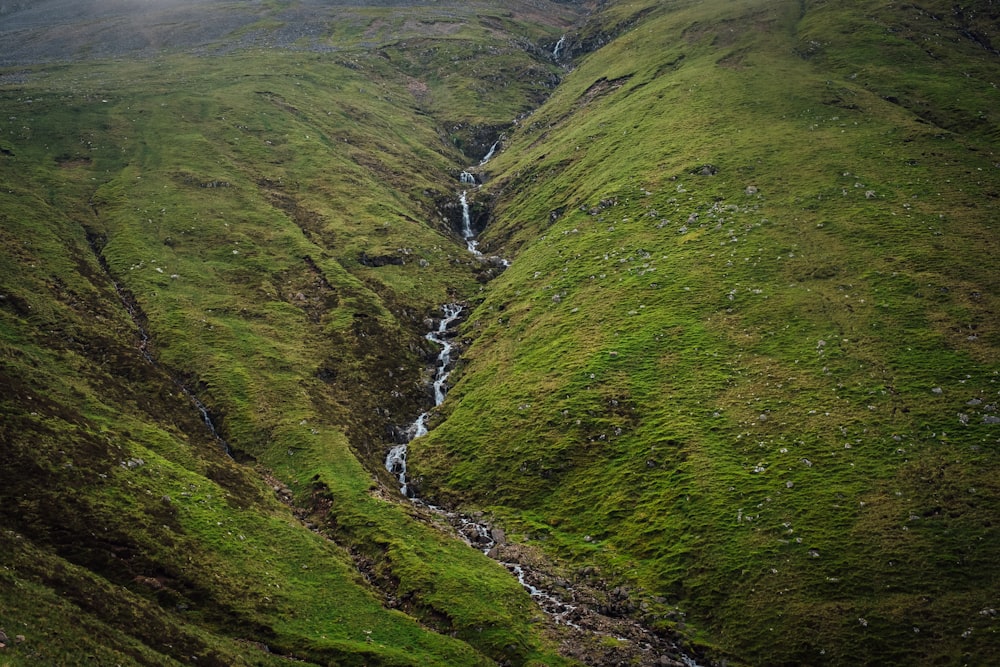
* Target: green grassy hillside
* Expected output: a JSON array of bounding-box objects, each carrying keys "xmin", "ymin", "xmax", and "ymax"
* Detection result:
[
  {"xmin": 0, "ymin": 1, "xmax": 580, "ymax": 665},
  {"xmin": 2, "ymin": 0, "xmax": 998, "ymax": 665},
  {"xmin": 409, "ymin": 0, "xmax": 1000, "ymax": 664}
]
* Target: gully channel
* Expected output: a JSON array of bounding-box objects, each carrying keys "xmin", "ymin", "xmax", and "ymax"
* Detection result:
[{"xmin": 383, "ymin": 155, "xmax": 704, "ymax": 667}]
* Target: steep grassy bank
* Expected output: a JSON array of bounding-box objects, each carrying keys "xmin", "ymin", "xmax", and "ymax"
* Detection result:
[
  {"xmin": 0, "ymin": 1, "xmax": 582, "ymax": 664},
  {"xmin": 4, "ymin": 0, "xmax": 999, "ymax": 664},
  {"xmin": 410, "ymin": 0, "xmax": 1000, "ymax": 664}
]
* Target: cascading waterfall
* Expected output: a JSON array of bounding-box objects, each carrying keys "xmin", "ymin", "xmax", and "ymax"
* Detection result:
[
  {"xmin": 459, "ymin": 144, "xmax": 514, "ymax": 263},
  {"xmin": 479, "ymin": 140, "xmax": 499, "ymax": 165},
  {"xmin": 459, "ymin": 191, "xmax": 479, "ymax": 255},
  {"xmin": 553, "ymin": 34, "xmax": 566, "ymax": 59},
  {"xmin": 385, "ymin": 303, "xmax": 463, "ymax": 496},
  {"xmin": 381, "ymin": 153, "xmax": 701, "ymax": 665},
  {"xmin": 381, "ymin": 303, "xmax": 585, "ymax": 630},
  {"xmin": 387, "ymin": 144, "xmax": 507, "ymax": 491},
  {"xmin": 92, "ymin": 240, "xmax": 233, "ymax": 458}
]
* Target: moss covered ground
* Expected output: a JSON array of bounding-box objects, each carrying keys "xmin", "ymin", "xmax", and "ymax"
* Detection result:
[
  {"xmin": 408, "ymin": 0, "xmax": 1000, "ymax": 664},
  {"xmin": 1, "ymin": 0, "xmax": 998, "ymax": 665},
  {"xmin": 0, "ymin": 1, "xmax": 577, "ymax": 664}
]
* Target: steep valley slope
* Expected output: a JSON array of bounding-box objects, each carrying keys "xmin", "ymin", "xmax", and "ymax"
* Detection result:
[{"xmin": 1, "ymin": 1, "xmax": 999, "ymax": 666}]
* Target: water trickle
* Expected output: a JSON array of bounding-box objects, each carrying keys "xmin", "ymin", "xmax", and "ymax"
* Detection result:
[
  {"xmin": 190, "ymin": 393, "xmax": 232, "ymax": 457},
  {"xmin": 479, "ymin": 140, "xmax": 499, "ymax": 165},
  {"xmin": 459, "ymin": 191, "xmax": 479, "ymax": 255},
  {"xmin": 381, "ymin": 290, "xmax": 699, "ymax": 663},
  {"xmin": 553, "ymin": 34, "xmax": 566, "ymax": 59},
  {"xmin": 459, "ymin": 170, "xmax": 477, "ymax": 185},
  {"xmin": 381, "ymin": 167, "xmax": 710, "ymax": 650},
  {"xmin": 94, "ymin": 246, "xmax": 232, "ymax": 458},
  {"xmin": 385, "ymin": 303, "xmax": 463, "ymax": 496}
]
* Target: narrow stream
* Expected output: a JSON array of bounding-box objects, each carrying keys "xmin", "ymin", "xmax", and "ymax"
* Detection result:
[
  {"xmin": 479, "ymin": 140, "xmax": 499, "ymax": 165},
  {"xmin": 553, "ymin": 34, "xmax": 566, "ymax": 59},
  {"xmin": 381, "ymin": 300, "xmax": 584, "ymax": 625},
  {"xmin": 381, "ymin": 151, "xmax": 705, "ymax": 666},
  {"xmin": 383, "ymin": 300, "xmax": 703, "ymax": 666},
  {"xmin": 384, "ymin": 302, "xmax": 463, "ymax": 497}
]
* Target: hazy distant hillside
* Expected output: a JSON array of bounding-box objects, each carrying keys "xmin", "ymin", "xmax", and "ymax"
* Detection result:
[
  {"xmin": 0, "ymin": 0, "xmax": 571, "ymax": 65},
  {"xmin": 1, "ymin": 0, "xmax": 998, "ymax": 665}
]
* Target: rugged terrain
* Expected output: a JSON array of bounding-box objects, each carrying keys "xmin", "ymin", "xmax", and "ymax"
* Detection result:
[{"xmin": 1, "ymin": 0, "xmax": 998, "ymax": 665}]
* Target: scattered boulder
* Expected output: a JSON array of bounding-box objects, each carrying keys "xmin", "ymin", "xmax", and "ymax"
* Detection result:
[{"xmin": 134, "ymin": 575, "xmax": 164, "ymax": 590}]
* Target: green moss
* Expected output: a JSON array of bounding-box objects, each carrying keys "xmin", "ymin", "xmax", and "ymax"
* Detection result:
[
  {"xmin": 410, "ymin": 0, "xmax": 1000, "ymax": 664},
  {"xmin": 3, "ymin": 0, "xmax": 999, "ymax": 664}
]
